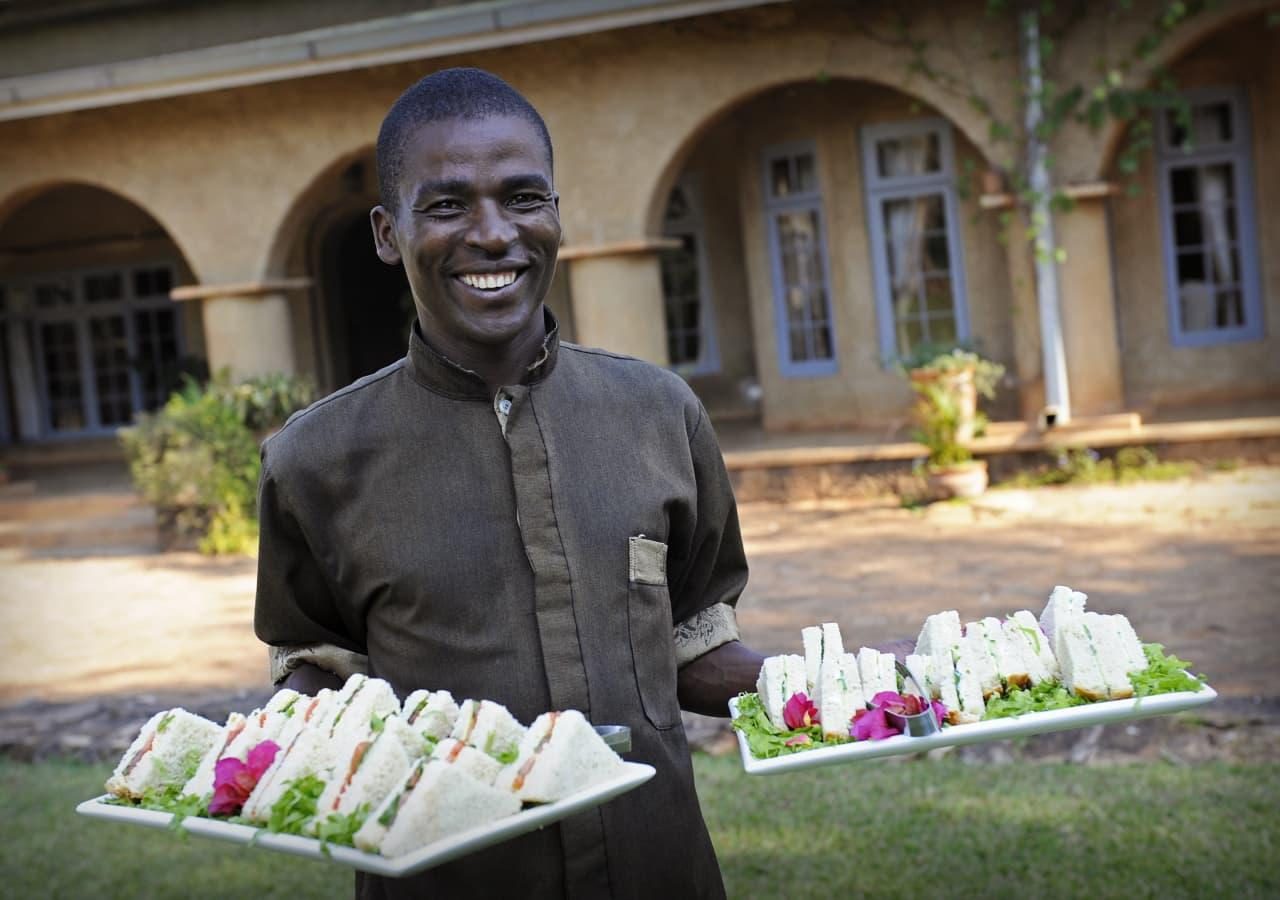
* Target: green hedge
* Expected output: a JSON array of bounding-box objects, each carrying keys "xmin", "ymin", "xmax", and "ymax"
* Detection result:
[{"xmin": 120, "ymin": 371, "xmax": 313, "ymax": 555}]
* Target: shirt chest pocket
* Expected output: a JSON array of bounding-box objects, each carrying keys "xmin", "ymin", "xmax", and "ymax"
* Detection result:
[{"xmin": 626, "ymin": 536, "xmax": 681, "ymax": 730}]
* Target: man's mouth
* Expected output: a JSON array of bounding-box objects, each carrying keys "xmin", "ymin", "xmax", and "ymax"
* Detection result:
[{"xmin": 456, "ymin": 270, "xmax": 521, "ymax": 291}]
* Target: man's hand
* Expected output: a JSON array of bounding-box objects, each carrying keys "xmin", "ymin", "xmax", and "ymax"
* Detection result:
[
  {"xmin": 676, "ymin": 641, "xmax": 766, "ymax": 717},
  {"xmin": 282, "ymin": 661, "xmax": 344, "ymax": 695}
]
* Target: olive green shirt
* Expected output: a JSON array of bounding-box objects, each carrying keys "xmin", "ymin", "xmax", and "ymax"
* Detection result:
[{"xmin": 254, "ymin": 315, "xmax": 747, "ymax": 899}]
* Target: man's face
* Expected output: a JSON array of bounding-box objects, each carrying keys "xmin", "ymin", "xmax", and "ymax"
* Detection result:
[{"xmin": 371, "ymin": 114, "xmax": 560, "ymax": 357}]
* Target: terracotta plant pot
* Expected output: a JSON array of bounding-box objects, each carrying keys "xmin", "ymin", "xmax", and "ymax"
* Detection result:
[{"xmin": 927, "ymin": 459, "xmax": 989, "ymax": 499}]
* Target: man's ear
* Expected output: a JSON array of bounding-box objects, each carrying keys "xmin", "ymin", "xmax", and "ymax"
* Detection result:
[{"xmin": 370, "ymin": 205, "xmax": 402, "ymax": 266}]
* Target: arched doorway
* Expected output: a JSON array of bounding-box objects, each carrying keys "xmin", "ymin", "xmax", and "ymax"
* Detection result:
[
  {"xmin": 0, "ymin": 183, "xmax": 200, "ymax": 443},
  {"xmin": 316, "ymin": 208, "xmax": 410, "ymax": 390}
]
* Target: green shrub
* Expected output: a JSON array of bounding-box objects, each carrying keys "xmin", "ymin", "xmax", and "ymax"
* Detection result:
[
  {"xmin": 120, "ymin": 370, "xmax": 313, "ymax": 555},
  {"xmin": 998, "ymin": 445, "xmax": 1197, "ymax": 489}
]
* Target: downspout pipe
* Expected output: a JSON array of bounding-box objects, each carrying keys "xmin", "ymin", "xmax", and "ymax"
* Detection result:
[{"xmin": 1022, "ymin": 7, "xmax": 1072, "ymax": 427}]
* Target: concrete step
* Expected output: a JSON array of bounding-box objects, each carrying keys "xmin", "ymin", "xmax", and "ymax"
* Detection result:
[{"xmin": 0, "ymin": 502, "xmax": 159, "ymax": 551}]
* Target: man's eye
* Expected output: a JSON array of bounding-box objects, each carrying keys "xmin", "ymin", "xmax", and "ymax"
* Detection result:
[
  {"xmin": 508, "ymin": 193, "xmax": 548, "ymax": 209},
  {"xmin": 416, "ymin": 200, "xmax": 464, "ymax": 216}
]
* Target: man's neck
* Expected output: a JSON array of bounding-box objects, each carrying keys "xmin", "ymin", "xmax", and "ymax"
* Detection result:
[{"xmin": 419, "ymin": 310, "xmax": 548, "ymax": 395}]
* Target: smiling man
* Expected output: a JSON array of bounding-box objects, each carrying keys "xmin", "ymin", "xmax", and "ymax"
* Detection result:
[{"xmin": 254, "ymin": 68, "xmax": 763, "ymax": 900}]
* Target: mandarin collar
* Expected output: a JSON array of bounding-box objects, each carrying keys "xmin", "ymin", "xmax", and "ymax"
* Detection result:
[{"xmin": 405, "ymin": 307, "xmax": 560, "ymax": 400}]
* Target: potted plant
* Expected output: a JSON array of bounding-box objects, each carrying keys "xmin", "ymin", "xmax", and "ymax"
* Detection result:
[{"xmin": 896, "ymin": 344, "xmax": 1006, "ymax": 499}]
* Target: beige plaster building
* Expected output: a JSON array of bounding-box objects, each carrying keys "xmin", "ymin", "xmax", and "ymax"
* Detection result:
[{"xmin": 0, "ymin": 0, "xmax": 1276, "ymax": 447}]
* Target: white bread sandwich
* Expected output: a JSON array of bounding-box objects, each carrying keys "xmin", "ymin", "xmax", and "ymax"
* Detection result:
[
  {"xmin": 356, "ymin": 759, "xmax": 522, "ymax": 857},
  {"xmin": 240, "ymin": 726, "xmax": 331, "ymax": 824},
  {"xmin": 1040, "ymin": 585, "xmax": 1087, "ymax": 660},
  {"xmin": 1059, "ymin": 611, "xmax": 1150, "ymax": 700},
  {"xmin": 903, "ymin": 654, "xmax": 931, "ymax": 699},
  {"xmin": 816, "ymin": 652, "xmax": 864, "ymax": 739},
  {"xmin": 951, "ymin": 643, "xmax": 987, "ymax": 723},
  {"xmin": 450, "ymin": 699, "xmax": 527, "ymax": 763},
  {"xmin": 918, "ymin": 652, "xmax": 963, "ymax": 722},
  {"xmin": 976, "ymin": 617, "xmax": 1029, "ymax": 690},
  {"xmin": 430, "ymin": 738, "xmax": 503, "ymax": 785},
  {"xmin": 312, "ymin": 715, "xmax": 421, "ymax": 830},
  {"xmin": 273, "ymin": 688, "xmax": 339, "ymax": 750},
  {"xmin": 1056, "ymin": 615, "xmax": 1111, "ymax": 700},
  {"xmin": 755, "ymin": 654, "xmax": 808, "ymax": 730},
  {"xmin": 915, "ymin": 610, "xmax": 963, "ymax": 658},
  {"xmin": 1002, "ymin": 610, "xmax": 1059, "ymax": 683},
  {"xmin": 856, "ymin": 647, "xmax": 897, "ymax": 699},
  {"xmin": 325, "ymin": 675, "xmax": 401, "ymax": 742},
  {"xmin": 494, "ymin": 710, "xmax": 624, "ymax": 804},
  {"xmin": 960, "ymin": 624, "xmax": 1001, "ymax": 697},
  {"xmin": 106, "ymin": 708, "xmax": 223, "ymax": 800},
  {"xmin": 1106, "ymin": 613, "xmax": 1149, "ymax": 673},
  {"xmin": 182, "ymin": 711, "xmax": 249, "ymax": 800},
  {"xmin": 802, "ymin": 622, "xmax": 844, "ymax": 694},
  {"xmin": 402, "ymin": 689, "xmax": 459, "ymax": 744}
]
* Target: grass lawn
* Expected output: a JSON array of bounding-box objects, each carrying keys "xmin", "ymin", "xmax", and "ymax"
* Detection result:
[{"xmin": 3, "ymin": 755, "xmax": 1278, "ymax": 899}]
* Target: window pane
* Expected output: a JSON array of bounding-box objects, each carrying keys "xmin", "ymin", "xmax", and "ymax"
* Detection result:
[
  {"xmin": 39, "ymin": 321, "xmax": 85, "ymax": 431},
  {"xmin": 133, "ymin": 267, "xmax": 173, "ymax": 299},
  {"xmin": 1207, "ymin": 243, "xmax": 1240, "ymax": 285},
  {"xmin": 85, "ymin": 273, "xmax": 123, "ymax": 304},
  {"xmin": 925, "ymin": 232, "xmax": 951, "ymax": 272},
  {"xmin": 876, "ymin": 132, "xmax": 941, "ymax": 179},
  {"xmin": 1178, "ymin": 282, "xmax": 1217, "ymax": 332},
  {"xmin": 812, "ymin": 324, "xmax": 832, "ymax": 360},
  {"xmin": 771, "ymin": 159, "xmax": 792, "ymax": 198},
  {"xmin": 1176, "ymin": 251, "xmax": 1206, "ymax": 285},
  {"xmin": 660, "ymin": 236, "xmax": 703, "ymax": 368},
  {"xmin": 90, "ymin": 316, "xmax": 133, "ymax": 426},
  {"xmin": 1170, "ymin": 167, "xmax": 1198, "ymax": 204},
  {"xmin": 794, "ymin": 154, "xmax": 817, "ymax": 194},
  {"xmin": 1216, "ymin": 288, "xmax": 1243, "ymax": 328},
  {"xmin": 928, "ymin": 314, "xmax": 958, "ymax": 346},
  {"xmin": 1201, "ymin": 163, "xmax": 1234, "ymax": 202},
  {"xmin": 923, "ymin": 276, "xmax": 955, "ymax": 314},
  {"xmin": 664, "ymin": 186, "xmax": 690, "ymax": 224},
  {"xmin": 1173, "ymin": 210, "xmax": 1203, "ymax": 247},
  {"xmin": 897, "ymin": 318, "xmax": 925, "ymax": 357},
  {"xmin": 34, "ymin": 282, "xmax": 73, "ymax": 308},
  {"xmin": 135, "ymin": 308, "xmax": 181, "ymax": 410}
]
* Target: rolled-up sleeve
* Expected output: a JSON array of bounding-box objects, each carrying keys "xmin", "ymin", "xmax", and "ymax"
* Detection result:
[
  {"xmin": 254, "ymin": 444, "xmax": 367, "ymax": 682},
  {"xmin": 668, "ymin": 405, "xmax": 749, "ymax": 668}
]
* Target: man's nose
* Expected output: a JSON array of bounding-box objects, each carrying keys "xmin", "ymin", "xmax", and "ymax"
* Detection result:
[{"xmin": 465, "ymin": 200, "xmax": 517, "ymax": 253}]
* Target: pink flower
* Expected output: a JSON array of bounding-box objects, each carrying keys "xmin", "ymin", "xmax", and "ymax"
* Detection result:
[
  {"xmin": 851, "ymin": 707, "xmax": 899, "ymax": 741},
  {"xmin": 784, "ymin": 734, "xmax": 812, "ymax": 747},
  {"xmin": 931, "ymin": 700, "xmax": 949, "ymax": 725},
  {"xmin": 208, "ymin": 739, "xmax": 279, "ymax": 817},
  {"xmin": 782, "ymin": 692, "xmax": 820, "ymax": 730}
]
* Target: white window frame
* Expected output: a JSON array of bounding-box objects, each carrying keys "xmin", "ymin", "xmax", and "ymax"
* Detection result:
[
  {"xmin": 762, "ymin": 140, "xmax": 839, "ymax": 378},
  {"xmin": 1155, "ymin": 85, "xmax": 1264, "ymax": 347},
  {"xmin": 660, "ymin": 175, "xmax": 720, "ymax": 377},
  {"xmin": 861, "ymin": 117, "xmax": 972, "ymax": 365},
  {"xmin": 0, "ymin": 260, "xmax": 182, "ymax": 440}
]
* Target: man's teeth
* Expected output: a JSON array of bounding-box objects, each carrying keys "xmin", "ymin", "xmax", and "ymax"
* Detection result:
[{"xmin": 459, "ymin": 271, "xmax": 518, "ymax": 290}]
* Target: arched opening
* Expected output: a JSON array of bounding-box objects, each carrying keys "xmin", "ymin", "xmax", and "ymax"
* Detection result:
[
  {"xmin": 1104, "ymin": 8, "xmax": 1279, "ymax": 413},
  {"xmin": 646, "ymin": 78, "xmax": 1015, "ymax": 430},
  {"xmin": 0, "ymin": 183, "xmax": 201, "ymax": 443},
  {"xmin": 273, "ymin": 151, "xmax": 410, "ymax": 394}
]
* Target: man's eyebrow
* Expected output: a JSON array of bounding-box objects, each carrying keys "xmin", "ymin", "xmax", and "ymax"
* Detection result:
[
  {"xmin": 499, "ymin": 173, "xmax": 552, "ymax": 193},
  {"xmin": 410, "ymin": 173, "xmax": 552, "ymax": 204},
  {"xmin": 411, "ymin": 178, "xmax": 472, "ymax": 202}
]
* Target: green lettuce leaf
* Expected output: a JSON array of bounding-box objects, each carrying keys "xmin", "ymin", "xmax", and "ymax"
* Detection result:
[
  {"xmin": 1130, "ymin": 643, "xmax": 1205, "ymax": 697},
  {"xmin": 731, "ymin": 692, "xmax": 850, "ymax": 759},
  {"xmin": 982, "ymin": 680, "xmax": 1087, "ymax": 720},
  {"xmin": 315, "ymin": 804, "xmax": 369, "ymax": 848},
  {"xmin": 266, "ymin": 774, "xmax": 325, "ymax": 835}
]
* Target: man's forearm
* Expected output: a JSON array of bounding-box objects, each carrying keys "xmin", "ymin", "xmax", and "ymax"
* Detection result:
[
  {"xmin": 676, "ymin": 640, "xmax": 766, "ymax": 717},
  {"xmin": 282, "ymin": 661, "xmax": 344, "ymax": 695}
]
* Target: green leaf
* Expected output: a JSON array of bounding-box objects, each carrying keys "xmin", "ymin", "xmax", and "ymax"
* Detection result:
[
  {"xmin": 731, "ymin": 693, "xmax": 852, "ymax": 760},
  {"xmin": 982, "ymin": 680, "xmax": 1087, "ymax": 720},
  {"xmin": 1130, "ymin": 644, "xmax": 1204, "ymax": 697},
  {"xmin": 266, "ymin": 774, "xmax": 325, "ymax": 835},
  {"xmin": 315, "ymin": 805, "xmax": 369, "ymax": 849}
]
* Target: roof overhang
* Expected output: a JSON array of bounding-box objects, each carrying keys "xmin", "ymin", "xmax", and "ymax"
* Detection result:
[{"xmin": 0, "ymin": 0, "xmax": 788, "ymax": 123}]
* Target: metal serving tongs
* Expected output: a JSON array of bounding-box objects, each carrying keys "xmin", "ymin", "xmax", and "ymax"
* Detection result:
[
  {"xmin": 886, "ymin": 660, "xmax": 943, "ymax": 737},
  {"xmin": 594, "ymin": 725, "xmax": 632, "ymax": 756}
]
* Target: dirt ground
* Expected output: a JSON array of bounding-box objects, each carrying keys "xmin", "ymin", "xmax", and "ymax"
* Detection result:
[{"xmin": 1, "ymin": 467, "xmax": 1277, "ymax": 711}]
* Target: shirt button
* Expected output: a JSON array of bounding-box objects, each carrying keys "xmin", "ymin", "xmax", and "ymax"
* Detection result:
[{"xmin": 498, "ymin": 398, "xmax": 512, "ymax": 415}]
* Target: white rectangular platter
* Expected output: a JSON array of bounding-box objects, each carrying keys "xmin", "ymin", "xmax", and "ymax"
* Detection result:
[
  {"xmin": 730, "ymin": 685, "xmax": 1217, "ymax": 775},
  {"xmin": 77, "ymin": 761, "xmax": 654, "ymax": 877}
]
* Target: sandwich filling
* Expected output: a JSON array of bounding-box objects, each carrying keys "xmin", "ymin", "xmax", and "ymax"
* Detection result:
[{"xmin": 512, "ymin": 712, "xmax": 560, "ymax": 791}]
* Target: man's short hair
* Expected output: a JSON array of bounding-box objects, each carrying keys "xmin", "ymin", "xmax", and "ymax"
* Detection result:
[{"xmin": 376, "ymin": 67, "xmax": 554, "ymax": 210}]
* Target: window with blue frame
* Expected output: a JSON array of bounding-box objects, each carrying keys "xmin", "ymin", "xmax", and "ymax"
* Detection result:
[
  {"xmin": 1155, "ymin": 87, "xmax": 1263, "ymax": 347},
  {"xmin": 762, "ymin": 143, "xmax": 837, "ymax": 376},
  {"xmin": 659, "ymin": 178, "xmax": 720, "ymax": 376},
  {"xmin": 860, "ymin": 118, "xmax": 970, "ymax": 364}
]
